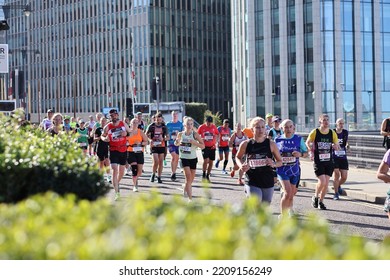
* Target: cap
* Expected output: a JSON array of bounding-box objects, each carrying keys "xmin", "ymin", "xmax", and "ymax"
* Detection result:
[
  {"xmin": 272, "ymin": 116, "xmax": 281, "ymax": 122},
  {"xmin": 265, "ymin": 113, "xmax": 273, "ymax": 118},
  {"xmin": 206, "ymin": 116, "xmax": 213, "ymax": 122},
  {"xmin": 47, "ymin": 109, "xmax": 53, "ymax": 113},
  {"xmin": 223, "ymin": 119, "xmax": 229, "ymax": 124},
  {"xmin": 136, "ymin": 111, "xmax": 142, "ymax": 115},
  {"xmin": 109, "ymin": 109, "xmax": 118, "ymax": 114},
  {"xmin": 79, "ymin": 119, "xmax": 85, "ymax": 124},
  {"xmin": 64, "ymin": 115, "xmax": 71, "ymax": 120}
]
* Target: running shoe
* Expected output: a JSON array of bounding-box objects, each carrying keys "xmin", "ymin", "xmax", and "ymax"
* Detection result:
[
  {"xmin": 150, "ymin": 173, "xmax": 155, "ymax": 182},
  {"xmin": 114, "ymin": 192, "xmax": 120, "ymax": 201},
  {"xmin": 107, "ymin": 175, "xmax": 112, "ymax": 183},
  {"xmin": 206, "ymin": 174, "xmax": 211, "ymax": 183},
  {"xmin": 230, "ymin": 169, "xmax": 235, "ymax": 178},
  {"xmin": 171, "ymin": 173, "xmax": 177, "ymax": 181},
  {"xmin": 222, "ymin": 170, "xmax": 228, "ymax": 175},
  {"xmin": 133, "ymin": 186, "xmax": 138, "ymax": 192},
  {"xmin": 318, "ymin": 201, "xmax": 327, "ymax": 210},
  {"xmin": 338, "ymin": 187, "xmax": 344, "ymax": 195},
  {"xmin": 157, "ymin": 176, "xmax": 163, "ymax": 183},
  {"xmin": 311, "ymin": 196, "xmax": 319, "ymax": 208},
  {"xmin": 163, "ymin": 160, "xmax": 167, "ymax": 166},
  {"xmin": 215, "ymin": 160, "xmax": 220, "ymax": 168},
  {"xmin": 333, "ymin": 193, "xmax": 339, "ymax": 200}
]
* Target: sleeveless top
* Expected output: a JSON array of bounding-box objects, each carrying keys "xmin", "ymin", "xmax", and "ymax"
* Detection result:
[
  {"xmin": 76, "ymin": 127, "xmax": 89, "ymax": 147},
  {"xmin": 275, "ymin": 134, "xmax": 302, "ymax": 177},
  {"xmin": 232, "ymin": 132, "xmax": 248, "ymax": 154},
  {"xmin": 107, "ymin": 121, "xmax": 127, "ymax": 152},
  {"xmin": 245, "ymin": 138, "xmax": 274, "ymax": 188},
  {"xmin": 179, "ymin": 131, "xmax": 198, "ymax": 159},
  {"xmin": 127, "ymin": 129, "xmax": 144, "ymax": 153},
  {"xmin": 333, "ymin": 129, "xmax": 348, "ymax": 159},
  {"xmin": 314, "ymin": 128, "xmax": 334, "ymax": 164}
]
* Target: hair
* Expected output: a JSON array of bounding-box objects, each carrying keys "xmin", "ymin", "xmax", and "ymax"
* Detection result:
[
  {"xmin": 52, "ymin": 113, "xmax": 63, "ymax": 125},
  {"xmin": 155, "ymin": 112, "xmax": 162, "ymax": 118},
  {"xmin": 250, "ymin": 117, "xmax": 265, "ymax": 128},
  {"xmin": 130, "ymin": 118, "xmax": 139, "ymax": 126},
  {"xmin": 184, "ymin": 117, "xmax": 194, "ymax": 125},
  {"xmin": 281, "ymin": 119, "xmax": 294, "ymax": 128},
  {"xmin": 319, "ymin": 114, "xmax": 329, "ymax": 121},
  {"xmin": 336, "ymin": 118, "xmax": 344, "ymax": 125}
]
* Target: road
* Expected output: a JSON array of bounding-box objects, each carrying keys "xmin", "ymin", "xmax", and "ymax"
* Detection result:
[{"xmin": 111, "ymin": 152, "xmax": 390, "ymax": 242}]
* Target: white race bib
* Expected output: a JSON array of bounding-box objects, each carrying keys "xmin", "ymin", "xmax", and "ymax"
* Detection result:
[
  {"xmin": 248, "ymin": 159, "xmax": 267, "ymax": 168},
  {"xmin": 334, "ymin": 150, "xmax": 346, "ymax": 156},
  {"xmin": 204, "ymin": 135, "xmax": 213, "ymax": 141},
  {"xmin": 282, "ymin": 157, "xmax": 296, "ymax": 164},
  {"xmin": 79, "ymin": 142, "xmax": 87, "ymax": 147},
  {"xmin": 153, "ymin": 141, "xmax": 162, "ymax": 146},
  {"xmin": 319, "ymin": 153, "xmax": 331, "ymax": 160},
  {"xmin": 222, "ymin": 136, "xmax": 229, "ymax": 141},
  {"xmin": 133, "ymin": 146, "xmax": 142, "ymax": 153}
]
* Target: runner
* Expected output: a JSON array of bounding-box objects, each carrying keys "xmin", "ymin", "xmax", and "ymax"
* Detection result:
[
  {"xmin": 47, "ymin": 113, "xmax": 63, "ymax": 136},
  {"xmin": 267, "ymin": 115, "xmax": 283, "ymax": 140},
  {"xmin": 174, "ymin": 117, "xmax": 205, "ymax": 202},
  {"xmin": 127, "ymin": 118, "xmax": 149, "ymax": 192},
  {"xmin": 332, "ymin": 118, "xmax": 349, "ymax": 200},
  {"xmin": 198, "ymin": 116, "xmax": 219, "ymax": 182},
  {"xmin": 305, "ymin": 114, "xmax": 340, "ymax": 210},
  {"xmin": 377, "ymin": 149, "xmax": 390, "ymax": 219},
  {"xmin": 146, "ymin": 112, "xmax": 169, "ymax": 184},
  {"xmin": 94, "ymin": 117, "xmax": 111, "ymax": 183},
  {"xmin": 39, "ymin": 109, "xmax": 54, "ymax": 130},
  {"xmin": 102, "ymin": 108, "xmax": 132, "ymax": 201},
  {"xmin": 228, "ymin": 122, "xmax": 248, "ymax": 185},
  {"xmin": 166, "ymin": 110, "xmax": 184, "ymax": 181},
  {"xmin": 236, "ymin": 117, "xmax": 282, "ymax": 205},
  {"xmin": 215, "ymin": 119, "xmax": 232, "ymax": 174},
  {"xmin": 74, "ymin": 119, "xmax": 89, "ymax": 155},
  {"xmin": 275, "ymin": 119, "xmax": 308, "ymax": 218},
  {"xmin": 85, "ymin": 115, "xmax": 96, "ymax": 156}
]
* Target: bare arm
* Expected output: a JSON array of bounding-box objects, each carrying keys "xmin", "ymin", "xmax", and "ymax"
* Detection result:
[
  {"xmin": 270, "ymin": 141, "xmax": 283, "ymax": 168},
  {"xmin": 381, "ymin": 119, "xmax": 389, "ymax": 136},
  {"xmin": 236, "ymin": 140, "xmax": 249, "ymax": 172},
  {"xmin": 194, "ymin": 132, "xmax": 205, "ymax": 149},
  {"xmin": 377, "ymin": 161, "xmax": 390, "ymax": 183}
]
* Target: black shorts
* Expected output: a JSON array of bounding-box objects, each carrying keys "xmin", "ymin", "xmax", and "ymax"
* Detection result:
[
  {"xmin": 181, "ymin": 158, "xmax": 198, "ymax": 170},
  {"xmin": 127, "ymin": 152, "xmax": 145, "ymax": 165},
  {"xmin": 202, "ymin": 147, "xmax": 216, "ymax": 161},
  {"xmin": 109, "ymin": 150, "xmax": 127, "ymax": 165},
  {"xmin": 88, "ymin": 137, "xmax": 94, "ymax": 145},
  {"xmin": 97, "ymin": 149, "xmax": 109, "ymax": 161},
  {"xmin": 314, "ymin": 162, "xmax": 334, "ymax": 177},
  {"xmin": 333, "ymin": 158, "xmax": 349, "ymax": 170},
  {"xmin": 151, "ymin": 146, "xmax": 166, "ymax": 154}
]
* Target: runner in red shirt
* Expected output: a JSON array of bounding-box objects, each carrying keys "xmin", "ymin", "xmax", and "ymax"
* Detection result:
[
  {"xmin": 102, "ymin": 109, "xmax": 132, "ymax": 201},
  {"xmin": 215, "ymin": 119, "xmax": 232, "ymax": 174},
  {"xmin": 197, "ymin": 116, "xmax": 219, "ymax": 182}
]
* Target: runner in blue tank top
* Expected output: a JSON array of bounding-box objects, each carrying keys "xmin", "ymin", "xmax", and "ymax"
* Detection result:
[{"xmin": 275, "ymin": 119, "xmax": 308, "ymax": 218}]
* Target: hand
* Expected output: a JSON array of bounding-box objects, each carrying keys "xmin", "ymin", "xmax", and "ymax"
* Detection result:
[{"xmin": 292, "ymin": 151, "xmax": 301, "ymax": 158}]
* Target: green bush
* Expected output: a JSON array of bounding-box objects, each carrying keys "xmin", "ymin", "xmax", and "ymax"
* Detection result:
[
  {"xmin": 0, "ymin": 192, "xmax": 389, "ymax": 260},
  {"xmin": 0, "ymin": 114, "xmax": 110, "ymax": 203},
  {"xmin": 185, "ymin": 103, "xmax": 208, "ymax": 124}
]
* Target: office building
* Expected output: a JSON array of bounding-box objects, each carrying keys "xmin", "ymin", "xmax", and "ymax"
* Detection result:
[
  {"xmin": 232, "ymin": 0, "xmax": 390, "ymax": 130},
  {"xmin": 3, "ymin": 0, "xmax": 232, "ymax": 122}
]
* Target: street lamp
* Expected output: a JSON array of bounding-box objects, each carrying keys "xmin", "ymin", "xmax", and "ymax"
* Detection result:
[
  {"xmin": 154, "ymin": 76, "xmax": 160, "ymax": 112},
  {"xmin": 367, "ymin": 90, "xmax": 372, "ymax": 124}
]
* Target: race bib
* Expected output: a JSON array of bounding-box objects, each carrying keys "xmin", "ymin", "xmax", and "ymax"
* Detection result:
[
  {"xmin": 79, "ymin": 142, "xmax": 87, "ymax": 147},
  {"xmin": 153, "ymin": 141, "xmax": 162, "ymax": 146},
  {"xmin": 334, "ymin": 150, "xmax": 346, "ymax": 156},
  {"xmin": 248, "ymin": 158, "xmax": 267, "ymax": 168},
  {"xmin": 319, "ymin": 153, "xmax": 331, "ymax": 161},
  {"xmin": 282, "ymin": 157, "xmax": 296, "ymax": 164},
  {"xmin": 133, "ymin": 146, "xmax": 142, "ymax": 153},
  {"xmin": 204, "ymin": 135, "xmax": 213, "ymax": 141},
  {"xmin": 180, "ymin": 143, "xmax": 192, "ymax": 154},
  {"xmin": 222, "ymin": 136, "xmax": 229, "ymax": 141}
]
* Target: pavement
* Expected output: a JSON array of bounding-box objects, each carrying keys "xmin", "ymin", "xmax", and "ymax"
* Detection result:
[{"xmin": 299, "ymin": 158, "xmax": 388, "ymax": 205}]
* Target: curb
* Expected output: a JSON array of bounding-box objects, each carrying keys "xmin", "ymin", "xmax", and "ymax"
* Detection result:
[{"xmin": 300, "ymin": 180, "xmax": 386, "ymax": 205}]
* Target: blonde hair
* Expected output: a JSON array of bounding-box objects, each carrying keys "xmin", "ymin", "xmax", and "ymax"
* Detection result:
[{"xmin": 250, "ymin": 117, "xmax": 265, "ymax": 128}]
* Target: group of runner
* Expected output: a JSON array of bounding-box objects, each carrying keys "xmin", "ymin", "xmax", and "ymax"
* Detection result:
[{"xmin": 38, "ymin": 108, "xmax": 352, "ymax": 212}]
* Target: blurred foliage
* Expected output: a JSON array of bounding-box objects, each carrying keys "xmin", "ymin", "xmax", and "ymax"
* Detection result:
[
  {"xmin": 204, "ymin": 110, "xmax": 222, "ymax": 127},
  {"xmin": 185, "ymin": 103, "xmax": 208, "ymax": 125},
  {"xmin": 0, "ymin": 113, "xmax": 110, "ymax": 203},
  {"xmin": 0, "ymin": 192, "xmax": 389, "ymax": 260}
]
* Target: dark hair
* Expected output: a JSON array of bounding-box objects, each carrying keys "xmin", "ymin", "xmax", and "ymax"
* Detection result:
[{"xmin": 109, "ymin": 109, "xmax": 118, "ymax": 114}]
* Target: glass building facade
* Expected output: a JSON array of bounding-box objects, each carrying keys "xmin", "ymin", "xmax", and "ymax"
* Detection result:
[
  {"xmin": 232, "ymin": 0, "xmax": 390, "ymax": 130},
  {"xmin": 2, "ymin": 0, "xmax": 232, "ymax": 122}
]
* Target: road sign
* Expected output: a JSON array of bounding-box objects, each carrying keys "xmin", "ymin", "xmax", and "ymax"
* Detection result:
[{"xmin": 0, "ymin": 100, "xmax": 16, "ymax": 112}]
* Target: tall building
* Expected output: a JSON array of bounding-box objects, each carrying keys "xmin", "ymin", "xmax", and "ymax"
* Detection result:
[
  {"xmin": 2, "ymin": 0, "xmax": 232, "ymax": 122},
  {"xmin": 232, "ymin": 0, "xmax": 390, "ymax": 130}
]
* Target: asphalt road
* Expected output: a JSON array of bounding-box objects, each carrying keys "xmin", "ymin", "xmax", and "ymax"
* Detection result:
[{"xmin": 111, "ymin": 153, "xmax": 390, "ymax": 242}]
